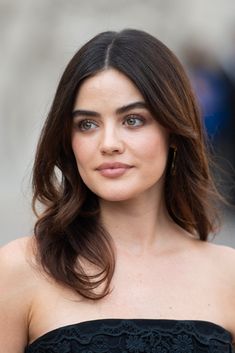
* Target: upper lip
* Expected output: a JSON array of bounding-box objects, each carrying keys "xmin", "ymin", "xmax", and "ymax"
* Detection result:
[{"xmin": 96, "ymin": 162, "xmax": 133, "ymax": 170}]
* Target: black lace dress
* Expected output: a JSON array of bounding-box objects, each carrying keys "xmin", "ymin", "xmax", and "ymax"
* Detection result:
[{"xmin": 25, "ymin": 319, "xmax": 234, "ymax": 352}]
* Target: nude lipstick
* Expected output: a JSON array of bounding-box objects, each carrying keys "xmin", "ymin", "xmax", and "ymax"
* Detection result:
[{"xmin": 96, "ymin": 162, "xmax": 133, "ymax": 178}]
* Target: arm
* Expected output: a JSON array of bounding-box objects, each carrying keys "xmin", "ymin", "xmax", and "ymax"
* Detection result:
[{"xmin": 0, "ymin": 238, "xmax": 33, "ymax": 352}]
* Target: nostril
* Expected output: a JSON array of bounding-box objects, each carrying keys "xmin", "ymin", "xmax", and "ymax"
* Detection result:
[
  {"xmin": 101, "ymin": 147, "xmax": 123, "ymax": 155},
  {"xmin": 100, "ymin": 137, "xmax": 124, "ymax": 155}
]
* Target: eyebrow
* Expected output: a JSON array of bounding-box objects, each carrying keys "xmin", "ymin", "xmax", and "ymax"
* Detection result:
[{"xmin": 72, "ymin": 101, "xmax": 148, "ymax": 119}]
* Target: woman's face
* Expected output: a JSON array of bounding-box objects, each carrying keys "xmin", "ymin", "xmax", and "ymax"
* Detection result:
[{"xmin": 71, "ymin": 69, "xmax": 169, "ymax": 202}]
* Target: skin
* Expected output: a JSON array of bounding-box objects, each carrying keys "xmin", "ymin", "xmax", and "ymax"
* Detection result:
[
  {"xmin": 71, "ymin": 69, "xmax": 171, "ymax": 248},
  {"xmin": 71, "ymin": 69, "xmax": 169, "ymax": 204},
  {"xmin": 0, "ymin": 68, "xmax": 235, "ymax": 352}
]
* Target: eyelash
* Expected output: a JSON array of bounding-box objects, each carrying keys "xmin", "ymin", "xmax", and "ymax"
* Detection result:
[
  {"xmin": 75, "ymin": 115, "xmax": 145, "ymax": 132},
  {"xmin": 124, "ymin": 115, "xmax": 145, "ymax": 127},
  {"xmin": 76, "ymin": 120, "xmax": 98, "ymax": 131}
]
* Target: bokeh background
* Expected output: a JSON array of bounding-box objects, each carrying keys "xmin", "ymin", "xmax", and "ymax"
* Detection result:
[{"xmin": 1, "ymin": 0, "xmax": 235, "ymax": 247}]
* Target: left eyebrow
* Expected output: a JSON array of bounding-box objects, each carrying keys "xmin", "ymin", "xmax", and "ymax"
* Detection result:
[
  {"xmin": 116, "ymin": 101, "xmax": 148, "ymax": 114},
  {"xmin": 72, "ymin": 101, "xmax": 148, "ymax": 119}
]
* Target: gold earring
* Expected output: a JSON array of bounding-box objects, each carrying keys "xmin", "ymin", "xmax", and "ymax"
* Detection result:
[{"xmin": 170, "ymin": 146, "xmax": 177, "ymax": 176}]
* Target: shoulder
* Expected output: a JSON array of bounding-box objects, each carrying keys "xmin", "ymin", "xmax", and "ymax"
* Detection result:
[
  {"xmin": 199, "ymin": 241, "xmax": 235, "ymax": 267},
  {"xmin": 188, "ymin": 239, "xmax": 235, "ymax": 291},
  {"xmin": 0, "ymin": 236, "xmax": 41, "ymax": 299},
  {"xmin": 0, "ymin": 235, "xmax": 39, "ymax": 306},
  {"xmin": 212, "ymin": 243, "xmax": 235, "ymax": 281},
  {"xmin": 0, "ymin": 236, "xmax": 31, "ymax": 259},
  {"xmin": 0, "ymin": 236, "xmax": 38, "ymax": 350},
  {"xmin": 195, "ymin": 240, "xmax": 235, "ymax": 272},
  {"xmin": 0, "ymin": 236, "xmax": 35, "ymax": 275},
  {"xmin": 192, "ymin": 241, "xmax": 235, "ymax": 341}
]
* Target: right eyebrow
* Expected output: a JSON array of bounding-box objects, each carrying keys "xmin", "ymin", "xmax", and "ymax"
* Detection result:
[
  {"xmin": 72, "ymin": 101, "xmax": 149, "ymax": 119},
  {"xmin": 72, "ymin": 110, "xmax": 101, "ymax": 119}
]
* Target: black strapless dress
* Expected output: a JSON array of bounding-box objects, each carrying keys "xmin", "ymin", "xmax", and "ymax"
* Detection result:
[{"xmin": 25, "ymin": 319, "xmax": 234, "ymax": 352}]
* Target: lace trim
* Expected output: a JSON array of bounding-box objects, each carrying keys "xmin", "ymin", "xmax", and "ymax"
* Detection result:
[{"xmin": 25, "ymin": 319, "xmax": 234, "ymax": 353}]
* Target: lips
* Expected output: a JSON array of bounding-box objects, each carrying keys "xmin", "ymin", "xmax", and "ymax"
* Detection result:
[
  {"xmin": 96, "ymin": 162, "xmax": 133, "ymax": 178},
  {"xmin": 96, "ymin": 162, "xmax": 132, "ymax": 170}
]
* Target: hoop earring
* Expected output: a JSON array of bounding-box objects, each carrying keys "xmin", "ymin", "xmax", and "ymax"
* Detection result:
[{"xmin": 170, "ymin": 146, "xmax": 177, "ymax": 176}]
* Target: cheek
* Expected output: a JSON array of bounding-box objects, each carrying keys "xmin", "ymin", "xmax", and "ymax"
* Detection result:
[
  {"xmin": 71, "ymin": 136, "xmax": 93, "ymax": 165},
  {"xmin": 132, "ymin": 130, "xmax": 169, "ymax": 162}
]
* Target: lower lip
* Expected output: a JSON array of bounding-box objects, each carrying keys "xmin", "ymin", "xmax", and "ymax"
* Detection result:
[{"xmin": 97, "ymin": 167, "xmax": 132, "ymax": 178}]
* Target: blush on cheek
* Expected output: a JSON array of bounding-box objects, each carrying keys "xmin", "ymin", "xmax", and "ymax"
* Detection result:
[
  {"xmin": 72, "ymin": 134, "xmax": 98, "ymax": 162},
  {"xmin": 139, "ymin": 140, "xmax": 168, "ymax": 161},
  {"xmin": 72, "ymin": 141, "xmax": 88, "ymax": 165}
]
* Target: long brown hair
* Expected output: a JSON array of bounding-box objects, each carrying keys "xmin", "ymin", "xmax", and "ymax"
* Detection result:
[{"xmin": 32, "ymin": 29, "xmax": 220, "ymax": 299}]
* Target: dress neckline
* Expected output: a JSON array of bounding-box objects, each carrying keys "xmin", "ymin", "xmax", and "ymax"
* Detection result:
[{"xmin": 28, "ymin": 318, "xmax": 233, "ymax": 347}]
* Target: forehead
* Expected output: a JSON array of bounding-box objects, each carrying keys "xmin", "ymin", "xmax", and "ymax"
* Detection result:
[{"xmin": 74, "ymin": 69, "xmax": 145, "ymax": 109}]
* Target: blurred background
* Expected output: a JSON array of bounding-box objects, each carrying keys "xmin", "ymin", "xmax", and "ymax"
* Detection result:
[{"xmin": 0, "ymin": 0, "xmax": 235, "ymax": 247}]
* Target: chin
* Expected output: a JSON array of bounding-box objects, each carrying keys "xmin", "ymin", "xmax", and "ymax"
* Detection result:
[
  {"xmin": 94, "ymin": 187, "xmax": 150, "ymax": 203},
  {"xmin": 98, "ymin": 193, "xmax": 134, "ymax": 202}
]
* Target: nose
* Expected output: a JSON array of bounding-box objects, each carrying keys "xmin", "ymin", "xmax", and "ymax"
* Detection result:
[{"xmin": 100, "ymin": 124, "xmax": 125, "ymax": 155}]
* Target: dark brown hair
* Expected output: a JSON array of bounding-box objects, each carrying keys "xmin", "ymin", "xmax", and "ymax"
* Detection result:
[{"xmin": 32, "ymin": 29, "xmax": 220, "ymax": 299}]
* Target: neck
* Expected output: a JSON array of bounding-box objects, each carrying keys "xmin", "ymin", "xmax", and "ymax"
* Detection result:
[{"xmin": 99, "ymin": 190, "xmax": 174, "ymax": 255}]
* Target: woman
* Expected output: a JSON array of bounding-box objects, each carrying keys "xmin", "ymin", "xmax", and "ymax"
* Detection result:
[{"xmin": 1, "ymin": 29, "xmax": 235, "ymax": 352}]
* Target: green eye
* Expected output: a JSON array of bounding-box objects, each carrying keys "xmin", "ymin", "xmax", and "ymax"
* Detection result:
[
  {"xmin": 125, "ymin": 116, "xmax": 144, "ymax": 127},
  {"xmin": 78, "ymin": 120, "xmax": 98, "ymax": 131}
]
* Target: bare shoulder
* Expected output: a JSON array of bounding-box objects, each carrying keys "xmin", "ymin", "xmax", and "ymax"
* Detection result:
[
  {"xmin": 0, "ymin": 236, "xmax": 37, "ymax": 351},
  {"xmin": 190, "ymin": 240, "xmax": 235, "ymax": 341},
  {"xmin": 0, "ymin": 236, "xmax": 36, "ymax": 277},
  {"xmin": 0, "ymin": 235, "xmax": 39, "ymax": 303},
  {"xmin": 1, "ymin": 235, "xmax": 32, "ymax": 260},
  {"xmin": 199, "ymin": 241, "xmax": 235, "ymax": 271}
]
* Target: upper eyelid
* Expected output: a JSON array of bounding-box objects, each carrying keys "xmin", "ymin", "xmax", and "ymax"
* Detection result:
[
  {"xmin": 73, "ymin": 112, "xmax": 149, "ymax": 125},
  {"xmin": 73, "ymin": 117, "xmax": 98, "ymax": 125},
  {"xmin": 125, "ymin": 113, "xmax": 145, "ymax": 119},
  {"xmin": 124, "ymin": 114, "xmax": 147, "ymax": 122},
  {"xmin": 123, "ymin": 110, "xmax": 149, "ymax": 118},
  {"xmin": 74, "ymin": 120, "xmax": 98, "ymax": 132},
  {"xmin": 73, "ymin": 118, "xmax": 98, "ymax": 128},
  {"xmin": 124, "ymin": 115, "xmax": 145, "ymax": 126},
  {"xmin": 124, "ymin": 112, "xmax": 148, "ymax": 122}
]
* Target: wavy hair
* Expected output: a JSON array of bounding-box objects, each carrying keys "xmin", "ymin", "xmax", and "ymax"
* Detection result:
[{"xmin": 32, "ymin": 29, "xmax": 220, "ymax": 299}]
